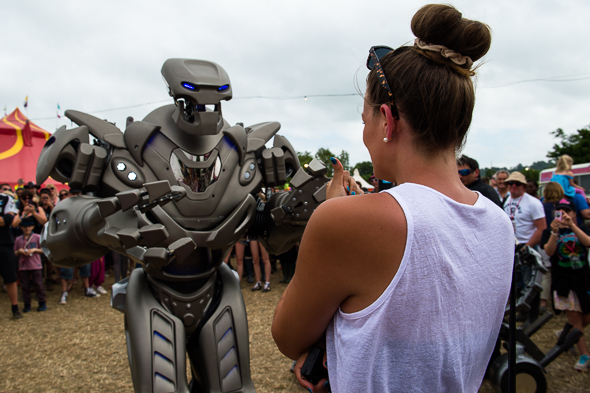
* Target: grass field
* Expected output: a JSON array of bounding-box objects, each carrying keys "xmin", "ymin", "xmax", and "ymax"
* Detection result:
[{"xmin": 1, "ymin": 262, "xmax": 589, "ymax": 392}]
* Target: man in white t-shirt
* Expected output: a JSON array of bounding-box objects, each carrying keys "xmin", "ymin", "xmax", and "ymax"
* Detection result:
[{"xmin": 503, "ymin": 171, "xmax": 546, "ymax": 246}]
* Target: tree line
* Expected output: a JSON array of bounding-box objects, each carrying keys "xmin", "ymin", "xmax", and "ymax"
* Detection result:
[{"xmin": 297, "ymin": 125, "xmax": 590, "ymax": 182}]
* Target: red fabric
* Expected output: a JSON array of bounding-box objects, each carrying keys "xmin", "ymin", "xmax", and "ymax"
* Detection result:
[
  {"xmin": 22, "ymin": 121, "xmax": 33, "ymax": 147},
  {"xmin": 0, "ymin": 108, "xmax": 62, "ymax": 187}
]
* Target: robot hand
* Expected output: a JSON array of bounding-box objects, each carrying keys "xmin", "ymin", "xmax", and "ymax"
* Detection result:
[
  {"xmin": 257, "ymin": 158, "xmax": 330, "ymax": 255},
  {"xmin": 42, "ymin": 180, "xmax": 197, "ymax": 271}
]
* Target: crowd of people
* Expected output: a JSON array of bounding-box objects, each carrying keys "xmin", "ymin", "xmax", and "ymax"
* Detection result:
[
  {"xmin": 0, "ymin": 181, "xmax": 297, "ymax": 319},
  {"xmin": 0, "ymin": 180, "xmax": 118, "ymax": 320},
  {"xmin": 454, "ymin": 154, "xmax": 590, "ymax": 372}
]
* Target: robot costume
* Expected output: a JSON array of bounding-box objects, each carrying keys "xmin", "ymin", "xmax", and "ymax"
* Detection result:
[{"xmin": 36, "ymin": 59, "xmax": 330, "ymax": 393}]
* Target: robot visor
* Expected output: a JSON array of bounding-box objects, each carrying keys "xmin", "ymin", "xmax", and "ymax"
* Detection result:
[{"xmin": 170, "ymin": 149, "xmax": 222, "ymax": 193}]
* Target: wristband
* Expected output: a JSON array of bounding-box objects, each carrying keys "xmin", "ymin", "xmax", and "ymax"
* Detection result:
[{"xmin": 551, "ymin": 232, "xmax": 558, "ymax": 237}]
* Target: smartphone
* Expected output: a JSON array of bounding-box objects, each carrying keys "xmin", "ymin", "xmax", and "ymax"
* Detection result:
[
  {"xmin": 554, "ymin": 210, "xmax": 563, "ymax": 221},
  {"xmin": 301, "ymin": 345, "xmax": 328, "ymax": 385}
]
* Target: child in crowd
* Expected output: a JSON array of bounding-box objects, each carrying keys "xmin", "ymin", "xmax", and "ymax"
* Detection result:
[
  {"xmin": 551, "ymin": 155, "xmax": 586, "ymax": 198},
  {"xmin": 14, "ymin": 219, "xmax": 46, "ymax": 312},
  {"xmin": 542, "ymin": 198, "xmax": 590, "ymax": 371}
]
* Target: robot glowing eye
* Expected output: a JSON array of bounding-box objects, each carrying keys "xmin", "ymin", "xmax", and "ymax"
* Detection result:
[
  {"xmin": 128, "ymin": 172, "xmax": 137, "ymax": 181},
  {"xmin": 218, "ymin": 84, "xmax": 229, "ymax": 91},
  {"xmin": 117, "ymin": 163, "xmax": 126, "ymax": 171},
  {"xmin": 182, "ymin": 82, "xmax": 196, "ymax": 90}
]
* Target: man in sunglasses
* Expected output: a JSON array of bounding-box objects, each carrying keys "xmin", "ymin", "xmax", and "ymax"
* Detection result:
[
  {"xmin": 503, "ymin": 171, "xmax": 546, "ymax": 247},
  {"xmin": 457, "ymin": 155, "xmax": 502, "ymax": 207}
]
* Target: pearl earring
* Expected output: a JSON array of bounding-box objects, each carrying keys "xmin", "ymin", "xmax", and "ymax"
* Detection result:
[{"xmin": 383, "ymin": 137, "xmax": 389, "ymax": 142}]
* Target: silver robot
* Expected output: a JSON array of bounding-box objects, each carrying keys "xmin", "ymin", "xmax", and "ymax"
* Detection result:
[{"xmin": 36, "ymin": 59, "xmax": 330, "ymax": 393}]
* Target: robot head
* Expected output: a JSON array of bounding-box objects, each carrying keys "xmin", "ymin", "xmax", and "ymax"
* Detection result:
[{"xmin": 162, "ymin": 59, "xmax": 232, "ymax": 136}]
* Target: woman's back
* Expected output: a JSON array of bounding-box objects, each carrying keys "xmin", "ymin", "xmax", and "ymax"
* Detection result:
[{"xmin": 326, "ymin": 184, "xmax": 514, "ymax": 392}]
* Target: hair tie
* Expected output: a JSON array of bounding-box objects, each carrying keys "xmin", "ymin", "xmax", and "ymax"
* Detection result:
[{"xmin": 414, "ymin": 39, "xmax": 473, "ymax": 68}]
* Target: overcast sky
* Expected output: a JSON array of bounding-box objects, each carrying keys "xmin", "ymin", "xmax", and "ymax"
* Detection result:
[{"xmin": 3, "ymin": 0, "xmax": 590, "ymax": 171}]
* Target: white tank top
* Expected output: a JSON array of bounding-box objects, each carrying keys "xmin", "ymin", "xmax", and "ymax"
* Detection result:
[{"xmin": 326, "ymin": 183, "xmax": 514, "ymax": 393}]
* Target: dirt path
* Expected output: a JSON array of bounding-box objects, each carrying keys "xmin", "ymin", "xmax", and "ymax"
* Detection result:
[{"xmin": 1, "ymin": 265, "xmax": 588, "ymax": 392}]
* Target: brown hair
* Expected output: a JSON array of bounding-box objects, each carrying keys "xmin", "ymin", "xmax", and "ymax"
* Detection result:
[
  {"xmin": 543, "ymin": 181, "xmax": 564, "ymax": 203},
  {"xmin": 366, "ymin": 4, "xmax": 491, "ymax": 155}
]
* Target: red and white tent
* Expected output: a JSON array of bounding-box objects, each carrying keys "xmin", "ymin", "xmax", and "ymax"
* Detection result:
[{"xmin": 0, "ymin": 108, "xmax": 55, "ymax": 188}]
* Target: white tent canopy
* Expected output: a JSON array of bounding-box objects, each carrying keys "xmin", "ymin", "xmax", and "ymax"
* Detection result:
[{"xmin": 352, "ymin": 168, "xmax": 373, "ymax": 191}]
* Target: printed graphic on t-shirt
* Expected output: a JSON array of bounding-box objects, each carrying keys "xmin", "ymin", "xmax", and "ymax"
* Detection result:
[{"xmin": 557, "ymin": 232, "xmax": 587, "ymax": 269}]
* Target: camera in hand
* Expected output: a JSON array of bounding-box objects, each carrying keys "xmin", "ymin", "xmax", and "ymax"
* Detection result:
[{"xmin": 301, "ymin": 345, "xmax": 328, "ymax": 385}]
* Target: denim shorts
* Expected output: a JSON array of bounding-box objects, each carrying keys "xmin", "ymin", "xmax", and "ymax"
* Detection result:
[{"xmin": 60, "ymin": 263, "xmax": 90, "ymax": 280}]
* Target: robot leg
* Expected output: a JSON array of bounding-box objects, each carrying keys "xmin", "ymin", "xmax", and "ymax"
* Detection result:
[
  {"xmin": 124, "ymin": 268, "xmax": 191, "ymax": 393},
  {"xmin": 187, "ymin": 263, "xmax": 255, "ymax": 393}
]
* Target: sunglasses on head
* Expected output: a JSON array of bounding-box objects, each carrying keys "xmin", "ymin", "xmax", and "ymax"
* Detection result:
[
  {"xmin": 458, "ymin": 168, "xmax": 474, "ymax": 176},
  {"xmin": 367, "ymin": 46, "xmax": 404, "ymax": 119}
]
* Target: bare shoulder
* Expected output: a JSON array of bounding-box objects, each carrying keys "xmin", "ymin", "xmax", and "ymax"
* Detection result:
[
  {"xmin": 301, "ymin": 193, "xmax": 408, "ymax": 312},
  {"xmin": 307, "ymin": 193, "xmax": 405, "ymax": 242}
]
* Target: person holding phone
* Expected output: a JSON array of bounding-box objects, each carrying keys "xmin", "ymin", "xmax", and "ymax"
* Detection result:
[
  {"xmin": 541, "ymin": 198, "xmax": 590, "ymax": 371},
  {"xmin": 272, "ymin": 4, "xmax": 514, "ymax": 392},
  {"xmin": 17, "ymin": 189, "xmax": 47, "ymax": 234}
]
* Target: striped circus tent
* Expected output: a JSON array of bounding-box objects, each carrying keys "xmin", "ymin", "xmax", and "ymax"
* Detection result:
[{"xmin": 0, "ymin": 108, "xmax": 51, "ymax": 187}]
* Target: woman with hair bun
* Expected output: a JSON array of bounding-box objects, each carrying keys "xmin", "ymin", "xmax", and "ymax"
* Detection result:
[{"xmin": 273, "ymin": 4, "xmax": 514, "ymax": 392}]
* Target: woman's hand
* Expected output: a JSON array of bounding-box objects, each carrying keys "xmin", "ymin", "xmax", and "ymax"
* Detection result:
[
  {"xmin": 326, "ymin": 157, "xmax": 363, "ymax": 200},
  {"xmin": 294, "ymin": 349, "xmax": 330, "ymax": 393},
  {"xmin": 23, "ymin": 204, "xmax": 34, "ymax": 216}
]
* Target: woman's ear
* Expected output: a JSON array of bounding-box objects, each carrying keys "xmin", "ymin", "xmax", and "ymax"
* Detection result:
[{"xmin": 380, "ymin": 104, "xmax": 396, "ymax": 140}]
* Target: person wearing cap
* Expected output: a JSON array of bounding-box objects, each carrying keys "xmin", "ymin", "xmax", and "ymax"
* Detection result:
[
  {"xmin": 369, "ymin": 175, "xmax": 379, "ymax": 193},
  {"xmin": 503, "ymin": 171, "xmax": 546, "ymax": 247},
  {"xmin": 14, "ymin": 218, "xmax": 47, "ymax": 312},
  {"xmin": 457, "ymin": 155, "xmax": 502, "ymax": 207},
  {"xmin": 541, "ymin": 197, "xmax": 590, "ymax": 372}
]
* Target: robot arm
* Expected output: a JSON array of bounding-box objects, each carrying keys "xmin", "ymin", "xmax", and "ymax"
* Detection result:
[
  {"xmin": 36, "ymin": 110, "xmax": 125, "ymax": 192},
  {"xmin": 258, "ymin": 157, "xmax": 330, "ymax": 255},
  {"xmin": 40, "ymin": 181, "xmax": 193, "ymax": 268}
]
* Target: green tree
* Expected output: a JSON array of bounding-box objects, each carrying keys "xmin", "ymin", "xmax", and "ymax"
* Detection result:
[
  {"xmin": 337, "ymin": 151, "xmax": 350, "ymax": 172},
  {"xmin": 297, "ymin": 151, "xmax": 313, "ymax": 168},
  {"xmin": 315, "ymin": 148, "xmax": 335, "ymax": 177},
  {"xmin": 547, "ymin": 127, "xmax": 590, "ymax": 164},
  {"xmin": 484, "ymin": 168, "xmax": 495, "ymax": 178},
  {"xmin": 305, "ymin": 148, "xmax": 351, "ymax": 177},
  {"xmin": 520, "ymin": 168, "xmax": 540, "ymax": 182},
  {"xmin": 355, "ymin": 161, "xmax": 374, "ymax": 182}
]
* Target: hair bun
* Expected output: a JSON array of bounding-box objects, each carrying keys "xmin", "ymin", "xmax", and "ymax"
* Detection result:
[{"xmin": 411, "ymin": 4, "xmax": 491, "ymax": 63}]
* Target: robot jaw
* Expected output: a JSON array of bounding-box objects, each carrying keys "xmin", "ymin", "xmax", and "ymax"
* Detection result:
[{"xmin": 161, "ymin": 59, "xmax": 233, "ymax": 136}]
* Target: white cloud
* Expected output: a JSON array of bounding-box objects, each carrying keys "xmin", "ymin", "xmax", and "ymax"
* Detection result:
[{"xmin": 3, "ymin": 0, "xmax": 590, "ymax": 170}]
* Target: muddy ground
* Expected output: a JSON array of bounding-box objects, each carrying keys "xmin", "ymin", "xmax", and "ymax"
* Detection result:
[{"xmin": 0, "ymin": 262, "xmax": 588, "ymax": 392}]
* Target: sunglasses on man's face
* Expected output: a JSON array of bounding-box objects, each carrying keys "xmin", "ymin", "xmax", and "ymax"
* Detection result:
[
  {"xmin": 458, "ymin": 169, "xmax": 474, "ymax": 176},
  {"xmin": 506, "ymin": 182, "xmax": 523, "ymax": 187}
]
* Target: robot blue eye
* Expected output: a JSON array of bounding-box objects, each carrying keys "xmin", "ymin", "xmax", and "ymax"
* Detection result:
[
  {"xmin": 182, "ymin": 82, "xmax": 196, "ymax": 90},
  {"xmin": 128, "ymin": 172, "xmax": 138, "ymax": 181},
  {"xmin": 218, "ymin": 84, "xmax": 229, "ymax": 91},
  {"xmin": 117, "ymin": 163, "xmax": 126, "ymax": 171}
]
